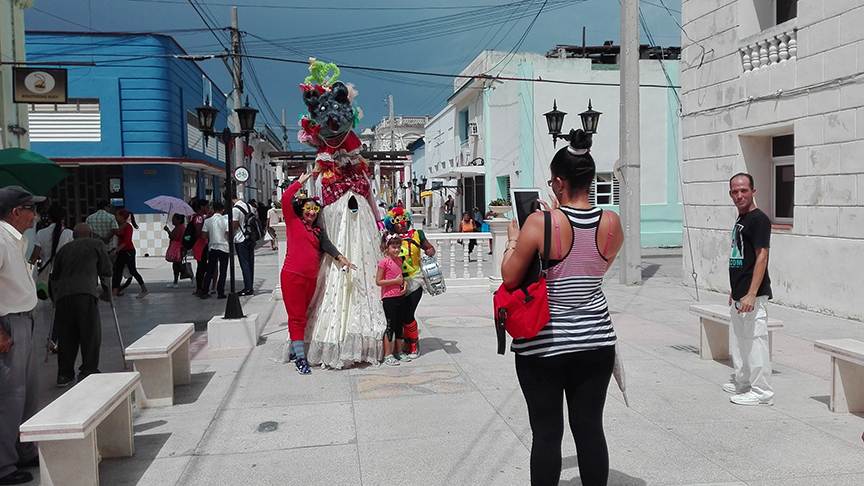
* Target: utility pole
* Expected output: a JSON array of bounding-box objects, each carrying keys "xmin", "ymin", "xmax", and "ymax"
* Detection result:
[
  {"xmin": 388, "ymin": 94, "xmax": 395, "ymax": 151},
  {"xmin": 281, "ymin": 109, "xmax": 288, "ymax": 151},
  {"xmin": 231, "ymin": 7, "xmax": 246, "ymax": 199},
  {"xmin": 619, "ymin": 0, "xmax": 642, "ymax": 285}
]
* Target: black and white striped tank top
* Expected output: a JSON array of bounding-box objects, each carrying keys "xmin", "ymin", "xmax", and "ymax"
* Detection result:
[{"xmin": 511, "ymin": 206, "xmax": 616, "ymax": 357}]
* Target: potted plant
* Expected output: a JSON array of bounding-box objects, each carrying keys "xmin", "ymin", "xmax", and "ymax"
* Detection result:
[
  {"xmin": 488, "ymin": 198, "xmax": 512, "ymax": 216},
  {"xmin": 410, "ymin": 196, "xmax": 424, "ymax": 215}
]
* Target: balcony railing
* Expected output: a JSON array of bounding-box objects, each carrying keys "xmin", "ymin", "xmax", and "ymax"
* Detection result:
[
  {"xmin": 424, "ymin": 232, "xmax": 493, "ymax": 286},
  {"xmin": 740, "ymin": 27, "xmax": 797, "ymax": 72}
]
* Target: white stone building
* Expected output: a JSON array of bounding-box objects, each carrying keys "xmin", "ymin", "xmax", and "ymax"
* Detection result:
[
  {"xmin": 680, "ymin": 0, "xmax": 864, "ymax": 320},
  {"xmin": 423, "ymin": 48, "xmax": 684, "ymax": 246}
]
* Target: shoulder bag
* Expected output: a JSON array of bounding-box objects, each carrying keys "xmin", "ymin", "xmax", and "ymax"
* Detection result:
[{"xmin": 493, "ymin": 211, "xmax": 552, "ymax": 354}]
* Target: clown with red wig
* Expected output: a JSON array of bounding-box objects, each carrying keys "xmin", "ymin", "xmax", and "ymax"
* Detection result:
[{"xmin": 383, "ymin": 207, "xmax": 436, "ymax": 358}]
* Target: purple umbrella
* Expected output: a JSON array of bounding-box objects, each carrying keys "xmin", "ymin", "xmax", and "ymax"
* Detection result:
[{"xmin": 144, "ymin": 195, "xmax": 194, "ymax": 216}]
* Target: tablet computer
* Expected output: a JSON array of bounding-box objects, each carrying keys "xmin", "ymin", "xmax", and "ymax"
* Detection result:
[{"xmin": 510, "ymin": 187, "xmax": 542, "ymax": 228}]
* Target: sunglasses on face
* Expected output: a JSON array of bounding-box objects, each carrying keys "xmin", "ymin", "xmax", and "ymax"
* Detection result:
[
  {"xmin": 18, "ymin": 204, "xmax": 36, "ymax": 212},
  {"xmin": 302, "ymin": 204, "xmax": 320, "ymax": 214}
]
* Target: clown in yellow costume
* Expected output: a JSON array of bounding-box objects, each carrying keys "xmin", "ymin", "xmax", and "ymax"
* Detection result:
[{"xmin": 383, "ymin": 208, "xmax": 435, "ymax": 358}]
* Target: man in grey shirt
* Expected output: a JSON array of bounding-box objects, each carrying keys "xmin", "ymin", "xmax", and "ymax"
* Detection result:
[{"xmin": 50, "ymin": 223, "xmax": 113, "ymax": 387}]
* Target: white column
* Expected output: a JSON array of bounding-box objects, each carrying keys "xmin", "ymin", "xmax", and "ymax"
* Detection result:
[
  {"xmin": 619, "ymin": 0, "xmax": 642, "ymax": 286},
  {"xmin": 487, "ymin": 217, "xmax": 510, "ymax": 291}
]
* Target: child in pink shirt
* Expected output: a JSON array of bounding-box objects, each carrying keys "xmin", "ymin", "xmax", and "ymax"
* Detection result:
[{"xmin": 376, "ymin": 234, "xmax": 408, "ymax": 366}]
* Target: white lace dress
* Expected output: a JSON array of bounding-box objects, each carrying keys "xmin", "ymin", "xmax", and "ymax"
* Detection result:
[{"xmin": 301, "ymin": 190, "xmax": 386, "ymax": 368}]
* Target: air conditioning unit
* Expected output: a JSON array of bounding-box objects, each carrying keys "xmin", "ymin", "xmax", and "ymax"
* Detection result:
[{"xmin": 468, "ymin": 122, "xmax": 479, "ymax": 136}]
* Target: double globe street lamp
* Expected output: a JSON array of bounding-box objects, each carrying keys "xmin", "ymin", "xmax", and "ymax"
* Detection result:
[
  {"xmin": 195, "ymin": 98, "xmax": 258, "ymax": 319},
  {"xmin": 543, "ymin": 99, "xmax": 602, "ymax": 147}
]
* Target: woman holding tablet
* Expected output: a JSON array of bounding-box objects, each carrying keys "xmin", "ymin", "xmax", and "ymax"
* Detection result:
[{"xmin": 500, "ymin": 128, "xmax": 624, "ymax": 486}]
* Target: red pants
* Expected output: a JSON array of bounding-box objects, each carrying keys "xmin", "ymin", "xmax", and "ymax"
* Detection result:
[{"xmin": 282, "ymin": 271, "xmax": 317, "ymax": 342}]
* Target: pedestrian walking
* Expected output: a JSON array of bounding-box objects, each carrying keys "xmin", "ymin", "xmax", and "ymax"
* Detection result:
[
  {"xmin": 0, "ymin": 186, "xmax": 44, "ymax": 485},
  {"xmin": 50, "ymin": 223, "xmax": 112, "ymax": 387},
  {"xmin": 459, "ymin": 212, "xmax": 478, "ymax": 255},
  {"xmin": 164, "ymin": 214, "xmax": 186, "ymax": 288},
  {"xmin": 266, "ymin": 203, "xmax": 281, "ymax": 250},
  {"xmin": 190, "ymin": 200, "xmax": 210, "ymax": 297},
  {"xmin": 111, "ymin": 209, "xmax": 148, "ymax": 298},
  {"xmin": 200, "ymin": 202, "xmax": 229, "ymax": 299},
  {"xmin": 86, "ymin": 200, "xmax": 118, "ymax": 249},
  {"xmin": 376, "ymin": 234, "xmax": 407, "ymax": 366},
  {"xmin": 724, "ymin": 172, "xmax": 774, "ymax": 406},
  {"xmin": 500, "ymin": 129, "xmax": 623, "ymax": 486},
  {"xmin": 232, "ymin": 194, "xmax": 257, "ymax": 296}
]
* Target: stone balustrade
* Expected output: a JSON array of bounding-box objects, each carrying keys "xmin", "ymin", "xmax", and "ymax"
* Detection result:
[{"xmin": 740, "ymin": 27, "xmax": 797, "ymax": 72}]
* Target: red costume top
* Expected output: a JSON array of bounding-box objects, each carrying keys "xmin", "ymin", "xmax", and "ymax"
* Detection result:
[
  {"xmin": 299, "ymin": 124, "xmax": 371, "ymax": 206},
  {"xmin": 282, "ymin": 181, "xmax": 326, "ymax": 279}
]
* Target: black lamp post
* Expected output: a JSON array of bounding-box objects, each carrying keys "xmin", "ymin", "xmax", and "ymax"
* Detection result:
[
  {"xmin": 195, "ymin": 98, "xmax": 258, "ymax": 319},
  {"xmin": 544, "ymin": 99, "xmax": 602, "ymax": 147}
]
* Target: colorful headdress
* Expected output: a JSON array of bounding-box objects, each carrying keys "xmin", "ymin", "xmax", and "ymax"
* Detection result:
[{"xmin": 383, "ymin": 206, "xmax": 412, "ymax": 232}]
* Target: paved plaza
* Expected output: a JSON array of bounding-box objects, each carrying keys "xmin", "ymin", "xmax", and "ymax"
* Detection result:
[{"xmin": 25, "ymin": 245, "xmax": 864, "ymax": 485}]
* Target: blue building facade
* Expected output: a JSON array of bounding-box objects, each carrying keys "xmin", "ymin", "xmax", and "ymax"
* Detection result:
[{"xmin": 26, "ymin": 31, "xmax": 233, "ymax": 255}]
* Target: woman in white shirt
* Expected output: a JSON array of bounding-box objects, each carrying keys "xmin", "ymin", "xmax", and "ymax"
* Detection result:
[
  {"xmin": 28, "ymin": 205, "xmax": 73, "ymax": 352},
  {"xmin": 29, "ymin": 205, "xmax": 73, "ymax": 269}
]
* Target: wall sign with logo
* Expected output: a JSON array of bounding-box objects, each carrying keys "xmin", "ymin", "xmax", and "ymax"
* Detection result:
[{"xmin": 13, "ymin": 68, "xmax": 68, "ymax": 104}]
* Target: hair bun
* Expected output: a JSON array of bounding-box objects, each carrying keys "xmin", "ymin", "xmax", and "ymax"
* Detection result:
[{"xmin": 569, "ymin": 129, "xmax": 592, "ymax": 150}]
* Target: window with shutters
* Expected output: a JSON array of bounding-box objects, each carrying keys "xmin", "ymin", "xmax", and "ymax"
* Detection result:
[
  {"xmin": 590, "ymin": 172, "xmax": 620, "ymax": 206},
  {"xmin": 28, "ymin": 98, "xmax": 101, "ymax": 142}
]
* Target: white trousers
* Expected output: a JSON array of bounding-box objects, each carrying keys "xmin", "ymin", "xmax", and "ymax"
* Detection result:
[{"xmin": 729, "ymin": 296, "xmax": 774, "ymax": 400}]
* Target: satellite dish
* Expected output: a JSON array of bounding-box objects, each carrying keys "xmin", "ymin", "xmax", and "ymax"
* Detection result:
[{"xmin": 613, "ymin": 159, "xmax": 623, "ymax": 182}]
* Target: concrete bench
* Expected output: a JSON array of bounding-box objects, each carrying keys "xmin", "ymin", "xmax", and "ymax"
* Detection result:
[
  {"xmin": 689, "ymin": 304, "xmax": 784, "ymax": 361},
  {"xmin": 19, "ymin": 372, "xmax": 140, "ymax": 486},
  {"xmin": 125, "ymin": 323, "xmax": 194, "ymax": 408},
  {"xmin": 814, "ymin": 339, "xmax": 864, "ymax": 413}
]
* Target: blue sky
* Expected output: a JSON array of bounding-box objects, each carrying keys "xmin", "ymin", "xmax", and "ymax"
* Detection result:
[{"xmin": 25, "ymin": 0, "xmax": 682, "ymax": 146}]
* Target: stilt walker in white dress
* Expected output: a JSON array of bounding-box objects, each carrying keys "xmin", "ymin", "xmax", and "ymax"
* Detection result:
[{"xmin": 285, "ymin": 59, "xmax": 386, "ymax": 368}]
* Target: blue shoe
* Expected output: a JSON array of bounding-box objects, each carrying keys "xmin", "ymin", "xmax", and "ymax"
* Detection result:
[{"xmin": 295, "ymin": 357, "xmax": 311, "ymax": 375}]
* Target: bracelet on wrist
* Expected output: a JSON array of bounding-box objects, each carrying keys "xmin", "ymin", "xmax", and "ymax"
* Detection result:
[{"xmin": 507, "ymin": 238, "xmax": 518, "ymax": 243}]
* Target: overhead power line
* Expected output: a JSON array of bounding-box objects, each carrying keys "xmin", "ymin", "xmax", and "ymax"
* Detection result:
[{"xmin": 127, "ymin": 0, "xmax": 548, "ymax": 11}]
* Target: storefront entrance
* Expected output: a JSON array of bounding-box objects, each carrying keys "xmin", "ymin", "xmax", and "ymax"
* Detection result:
[{"xmin": 49, "ymin": 165, "xmax": 124, "ymax": 225}]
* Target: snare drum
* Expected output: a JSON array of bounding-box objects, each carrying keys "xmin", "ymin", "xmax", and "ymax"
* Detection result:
[{"xmin": 419, "ymin": 255, "xmax": 446, "ymax": 296}]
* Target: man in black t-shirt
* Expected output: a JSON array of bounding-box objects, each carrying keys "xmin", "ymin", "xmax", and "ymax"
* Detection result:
[{"xmin": 725, "ymin": 173, "xmax": 774, "ymax": 406}]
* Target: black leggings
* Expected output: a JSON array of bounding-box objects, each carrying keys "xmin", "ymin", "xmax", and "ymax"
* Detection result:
[
  {"xmin": 112, "ymin": 249, "xmax": 144, "ymax": 290},
  {"xmin": 515, "ymin": 346, "xmax": 615, "ymax": 486},
  {"xmin": 382, "ymin": 296, "xmax": 404, "ymax": 340}
]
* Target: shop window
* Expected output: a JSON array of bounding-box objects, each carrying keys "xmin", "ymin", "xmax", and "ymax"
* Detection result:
[
  {"xmin": 772, "ymin": 134, "xmax": 794, "ymax": 223},
  {"xmin": 590, "ymin": 172, "xmax": 620, "ymax": 206}
]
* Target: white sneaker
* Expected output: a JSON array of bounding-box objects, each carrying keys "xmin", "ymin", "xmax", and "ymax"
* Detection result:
[
  {"xmin": 730, "ymin": 390, "xmax": 773, "ymax": 406},
  {"xmin": 722, "ymin": 382, "xmax": 747, "ymax": 394},
  {"xmin": 166, "ymin": 283, "xmax": 178, "ymax": 289}
]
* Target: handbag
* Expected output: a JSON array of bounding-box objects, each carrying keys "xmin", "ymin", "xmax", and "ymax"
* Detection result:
[
  {"xmin": 165, "ymin": 240, "xmax": 183, "ymax": 263},
  {"xmin": 179, "ymin": 257, "xmax": 194, "ymax": 280},
  {"xmin": 493, "ymin": 211, "xmax": 552, "ymax": 354}
]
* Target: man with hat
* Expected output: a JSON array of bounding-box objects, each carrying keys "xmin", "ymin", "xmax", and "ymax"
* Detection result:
[{"xmin": 0, "ymin": 186, "xmax": 45, "ymax": 485}]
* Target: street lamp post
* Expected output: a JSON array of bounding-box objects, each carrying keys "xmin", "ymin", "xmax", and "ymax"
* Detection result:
[
  {"xmin": 543, "ymin": 99, "xmax": 602, "ymax": 148},
  {"xmin": 195, "ymin": 98, "xmax": 259, "ymax": 319}
]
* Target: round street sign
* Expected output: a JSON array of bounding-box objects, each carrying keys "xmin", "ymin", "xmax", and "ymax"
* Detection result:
[{"xmin": 233, "ymin": 166, "xmax": 250, "ymax": 183}]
